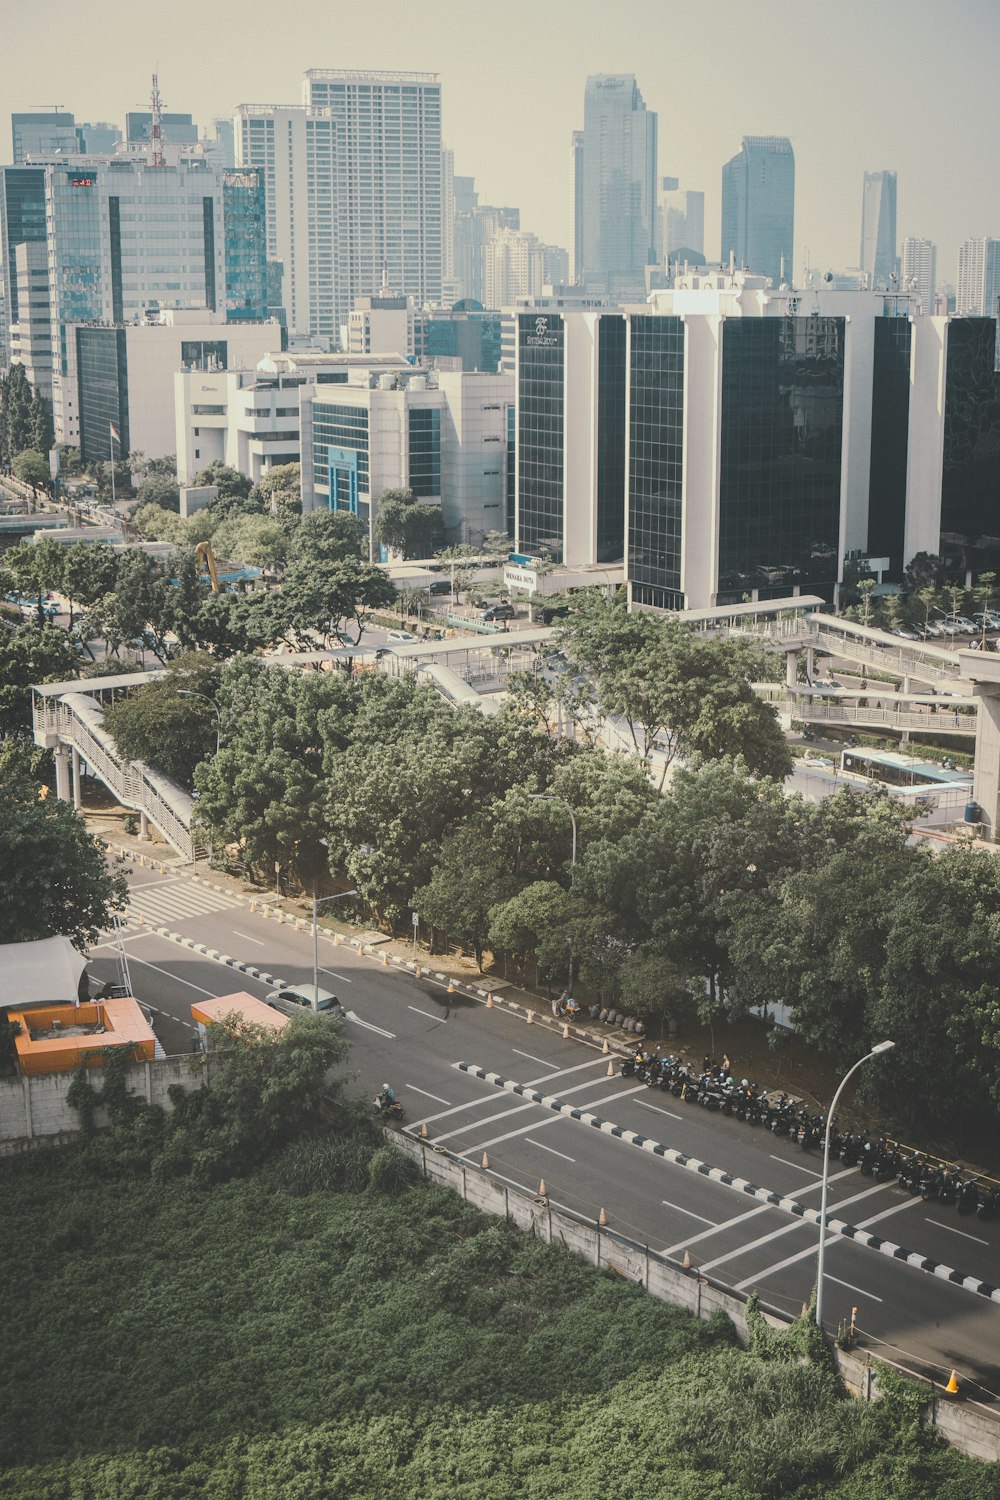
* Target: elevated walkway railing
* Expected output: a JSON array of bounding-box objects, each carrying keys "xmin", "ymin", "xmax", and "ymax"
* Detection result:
[
  {"xmin": 33, "ymin": 691, "xmax": 207, "ymax": 862},
  {"xmin": 718, "ymin": 612, "xmax": 963, "ymax": 685}
]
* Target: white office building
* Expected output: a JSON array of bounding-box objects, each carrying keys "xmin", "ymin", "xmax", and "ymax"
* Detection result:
[
  {"xmin": 956, "ymin": 237, "xmax": 1000, "ymax": 317},
  {"xmin": 174, "ymin": 351, "xmax": 412, "ymax": 483},
  {"xmin": 236, "ymin": 70, "xmax": 442, "ymax": 342},
  {"xmin": 301, "ymin": 365, "xmax": 513, "ymax": 553}
]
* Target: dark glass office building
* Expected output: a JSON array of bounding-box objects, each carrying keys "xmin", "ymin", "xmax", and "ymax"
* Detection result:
[
  {"xmin": 717, "ymin": 317, "xmax": 845, "ymax": 601},
  {"xmin": 866, "ymin": 318, "xmax": 911, "ymax": 575},
  {"xmin": 75, "ymin": 327, "xmax": 129, "ymax": 467},
  {"xmin": 627, "ymin": 315, "xmax": 684, "ymax": 608},
  {"xmin": 596, "ymin": 315, "xmax": 626, "ymax": 563},
  {"xmin": 517, "ymin": 312, "xmax": 565, "ymax": 559},
  {"xmin": 223, "ymin": 169, "xmax": 268, "ymax": 323},
  {"xmin": 1, "ymin": 167, "xmax": 46, "ymax": 330},
  {"xmin": 940, "ymin": 318, "xmax": 1000, "ymax": 573},
  {"xmin": 408, "ymin": 408, "xmax": 441, "ymax": 498}
]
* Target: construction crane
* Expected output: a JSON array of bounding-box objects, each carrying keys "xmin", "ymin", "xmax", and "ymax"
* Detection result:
[{"xmin": 194, "ymin": 541, "xmax": 221, "ymax": 592}]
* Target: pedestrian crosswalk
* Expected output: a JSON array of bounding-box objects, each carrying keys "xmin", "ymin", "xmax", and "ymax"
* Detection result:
[{"xmin": 125, "ymin": 877, "xmax": 246, "ymax": 929}]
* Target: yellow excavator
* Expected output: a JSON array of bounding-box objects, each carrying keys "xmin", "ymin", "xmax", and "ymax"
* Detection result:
[{"xmin": 194, "ymin": 540, "xmax": 221, "ymax": 593}]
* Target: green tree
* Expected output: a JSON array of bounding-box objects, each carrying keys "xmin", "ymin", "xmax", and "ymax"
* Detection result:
[
  {"xmin": 0, "ymin": 363, "xmax": 34, "ymax": 461},
  {"xmin": 488, "ymin": 880, "xmax": 578, "ymax": 986},
  {"xmin": 287, "ymin": 506, "xmax": 366, "ymax": 566},
  {"xmin": 903, "ymin": 550, "xmax": 948, "ymax": 593},
  {"xmin": 132, "ymin": 502, "xmax": 190, "ymax": 543},
  {"xmin": 0, "ymin": 774, "xmax": 128, "ymax": 946},
  {"xmin": 61, "ymin": 542, "xmax": 121, "ymax": 622},
  {"xmin": 211, "ymin": 513, "xmax": 291, "ymax": 571},
  {"xmin": 28, "ymin": 386, "xmax": 54, "ymax": 456},
  {"xmin": 5, "ymin": 536, "xmax": 65, "ymax": 622},
  {"xmin": 103, "ymin": 654, "xmax": 222, "ymax": 788},
  {"xmin": 272, "ymin": 558, "xmax": 396, "ymax": 645},
  {"xmin": 134, "ymin": 470, "xmax": 180, "ymax": 512},
  {"xmin": 13, "ymin": 447, "xmax": 50, "ymax": 493},
  {"xmin": 253, "ymin": 462, "xmax": 302, "ymax": 515},
  {"xmin": 0, "ymin": 620, "xmax": 80, "ymax": 735},
  {"xmin": 373, "ymin": 486, "xmax": 444, "ymax": 559}
]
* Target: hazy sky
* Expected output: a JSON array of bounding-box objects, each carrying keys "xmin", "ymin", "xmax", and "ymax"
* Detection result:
[{"xmin": 4, "ymin": 0, "xmax": 999, "ymax": 284}]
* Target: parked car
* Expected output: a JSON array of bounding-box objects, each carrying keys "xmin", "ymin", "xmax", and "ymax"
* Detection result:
[
  {"xmin": 482, "ymin": 603, "xmax": 515, "ymax": 621},
  {"xmin": 386, "ymin": 630, "xmax": 418, "ymax": 643},
  {"xmin": 265, "ymin": 984, "xmax": 344, "ymax": 1018},
  {"xmin": 428, "ymin": 579, "xmax": 452, "ymax": 596}
]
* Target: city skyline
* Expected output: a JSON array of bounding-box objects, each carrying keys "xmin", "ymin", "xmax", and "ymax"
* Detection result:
[{"xmin": 2, "ymin": 0, "xmax": 998, "ymax": 286}]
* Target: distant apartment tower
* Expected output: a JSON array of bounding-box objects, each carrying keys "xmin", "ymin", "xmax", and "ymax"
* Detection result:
[
  {"xmin": 236, "ymin": 71, "xmax": 442, "ymax": 339},
  {"xmin": 902, "ymin": 237, "xmax": 936, "ymax": 313},
  {"xmin": 721, "ymin": 136, "xmax": 794, "ymax": 285},
  {"xmin": 572, "ymin": 130, "xmax": 584, "ymax": 281},
  {"xmin": 576, "ymin": 75, "xmax": 658, "ymax": 295},
  {"xmin": 956, "ymin": 238, "xmax": 1000, "ymax": 317},
  {"xmin": 860, "ymin": 170, "xmax": 898, "ymax": 286},
  {"xmin": 453, "ymin": 190, "xmax": 519, "ymax": 305}
]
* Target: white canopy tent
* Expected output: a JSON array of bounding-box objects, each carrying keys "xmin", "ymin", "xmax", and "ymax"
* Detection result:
[{"xmin": 0, "ymin": 936, "xmax": 87, "ymax": 1009}]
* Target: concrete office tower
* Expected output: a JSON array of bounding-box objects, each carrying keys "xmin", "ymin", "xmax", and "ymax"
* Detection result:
[
  {"xmin": 237, "ymin": 71, "xmax": 442, "ymax": 339},
  {"xmin": 572, "ymin": 131, "xmax": 584, "ymax": 282},
  {"xmin": 902, "ymin": 237, "xmax": 936, "ymax": 313},
  {"xmin": 0, "ymin": 152, "xmax": 267, "ymax": 443},
  {"xmin": 11, "ymin": 112, "xmax": 78, "ymax": 162},
  {"xmin": 577, "ymin": 75, "xmax": 658, "ymax": 295},
  {"xmin": 956, "ymin": 238, "xmax": 1000, "ymax": 316},
  {"xmin": 125, "ymin": 110, "xmax": 199, "ymax": 145},
  {"xmin": 721, "ymin": 136, "xmax": 794, "ymax": 286},
  {"xmin": 860, "ymin": 170, "xmax": 898, "ymax": 286},
  {"xmin": 664, "ymin": 187, "xmax": 705, "ymax": 258},
  {"xmin": 441, "ymin": 147, "xmax": 455, "ymax": 284}
]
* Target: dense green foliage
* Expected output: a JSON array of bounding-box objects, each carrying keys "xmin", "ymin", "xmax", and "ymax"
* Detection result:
[
  {"xmin": 0, "ymin": 1137, "xmax": 995, "ymax": 1498},
  {"xmin": 372, "ymin": 484, "xmax": 445, "ymax": 558},
  {"xmin": 0, "ymin": 773, "xmax": 128, "ymax": 945},
  {"xmin": 0, "ymin": 363, "xmax": 53, "ymax": 465}
]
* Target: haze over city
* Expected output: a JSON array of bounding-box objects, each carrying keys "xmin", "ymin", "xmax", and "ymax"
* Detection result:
[{"xmin": 4, "ymin": 0, "xmax": 998, "ymax": 282}]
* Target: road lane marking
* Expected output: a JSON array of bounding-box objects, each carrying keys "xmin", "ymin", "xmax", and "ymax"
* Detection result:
[
  {"xmin": 640, "ymin": 1100, "xmax": 682, "ymax": 1121},
  {"xmin": 344, "ymin": 1010, "xmax": 396, "ymax": 1038},
  {"xmin": 662, "ymin": 1200, "xmax": 716, "ymax": 1227},
  {"xmin": 231, "ymin": 930, "xmax": 265, "ymax": 946},
  {"xmin": 771, "ymin": 1155, "xmax": 820, "ymax": 1176},
  {"xmin": 659, "ymin": 1166, "xmax": 859, "ymax": 1258},
  {"xmin": 432, "ymin": 1075, "xmax": 643, "ymax": 1144},
  {"xmin": 699, "ymin": 1181, "xmax": 892, "ymax": 1272},
  {"xmin": 733, "ymin": 1197, "xmax": 926, "ymax": 1291},
  {"xmin": 406, "ymin": 1085, "xmax": 451, "ymax": 1105},
  {"xmin": 524, "ymin": 1057, "xmax": 614, "ymax": 1086},
  {"xmin": 525, "ymin": 1138, "xmax": 576, "ymax": 1163},
  {"xmin": 455, "ymin": 1085, "xmax": 650, "ymax": 1156},
  {"xmin": 925, "ymin": 1218, "xmax": 989, "ymax": 1246},
  {"xmin": 319, "ymin": 967, "xmax": 352, "ymax": 983},
  {"xmin": 125, "ymin": 955, "xmax": 216, "ymax": 996},
  {"xmin": 408, "ymin": 1005, "xmax": 444, "ymax": 1022},
  {"xmin": 826, "ymin": 1273, "xmax": 883, "ymax": 1303},
  {"xmin": 513, "ymin": 1048, "xmax": 554, "ymax": 1067}
]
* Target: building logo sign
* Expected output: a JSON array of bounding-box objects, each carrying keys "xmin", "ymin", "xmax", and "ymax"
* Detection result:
[
  {"xmin": 523, "ymin": 313, "xmax": 562, "ymax": 349},
  {"xmin": 503, "ymin": 564, "xmax": 539, "ymax": 594}
]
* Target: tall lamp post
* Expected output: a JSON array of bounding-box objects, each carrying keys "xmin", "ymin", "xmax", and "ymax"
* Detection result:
[
  {"xmin": 529, "ymin": 793, "xmax": 577, "ymax": 995},
  {"xmin": 312, "ymin": 887, "xmax": 357, "ymax": 1012},
  {"xmin": 177, "ymin": 690, "xmax": 222, "ymax": 755},
  {"xmin": 815, "ymin": 1040, "xmax": 895, "ymax": 1330}
]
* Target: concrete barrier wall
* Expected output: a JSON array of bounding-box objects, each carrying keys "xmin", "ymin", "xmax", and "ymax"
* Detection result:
[
  {"xmin": 0, "ymin": 1055, "xmax": 207, "ymax": 1154},
  {"xmin": 396, "ymin": 1133, "xmax": 998, "ymax": 1464}
]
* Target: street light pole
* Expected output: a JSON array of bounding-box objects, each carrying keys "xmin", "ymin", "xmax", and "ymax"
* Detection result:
[
  {"xmin": 312, "ymin": 887, "xmax": 358, "ymax": 1012},
  {"xmin": 815, "ymin": 1040, "xmax": 895, "ymax": 1330},
  {"xmin": 177, "ymin": 690, "xmax": 222, "ymax": 755},
  {"xmin": 529, "ymin": 793, "xmax": 577, "ymax": 995}
]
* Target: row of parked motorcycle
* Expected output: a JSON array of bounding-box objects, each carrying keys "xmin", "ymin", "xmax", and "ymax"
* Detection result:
[{"xmin": 620, "ymin": 1051, "xmax": 1000, "ymax": 1223}]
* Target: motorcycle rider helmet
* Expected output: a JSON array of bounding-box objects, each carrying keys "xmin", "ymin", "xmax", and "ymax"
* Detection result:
[{"xmin": 741, "ymin": 1078, "xmax": 749, "ymax": 1087}]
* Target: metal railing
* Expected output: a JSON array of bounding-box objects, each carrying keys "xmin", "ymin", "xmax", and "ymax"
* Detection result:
[{"xmin": 33, "ymin": 692, "xmax": 207, "ymax": 862}]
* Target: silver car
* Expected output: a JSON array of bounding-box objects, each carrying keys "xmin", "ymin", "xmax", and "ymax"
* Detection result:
[{"xmin": 265, "ymin": 984, "xmax": 344, "ymax": 1018}]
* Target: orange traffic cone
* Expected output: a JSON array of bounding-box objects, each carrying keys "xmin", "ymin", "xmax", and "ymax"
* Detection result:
[
  {"xmin": 607, "ymin": 1060, "xmax": 615, "ymax": 1076},
  {"xmin": 682, "ymin": 1250, "xmax": 692, "ymax": 1270},
  {"xmin": 537, "ymin": 1179, "xmax": 547, "ymax": 1198},
  {"xmin": 602, "ymin": 1039, "xmax": 609, "ymax": 1054},
  {"xmin": 598, "ymin": 1207, "xmax": 607, "ymax": 1227},
  {"xmin": 562, "ymin": 1023, "xmax": 570, "ymax": 1039},
  {"xmin": 946, "ymin": 1370, "xmax": 960, "ymax": 1396},
  {"xmin": 419, "ymin": 1123, "xmax": 428, "ymax": 1139},
  {"xmin": 381, "ymin": 952, "xmax": 389, "ymax": 966},
  {"xmin": 447, "ymin": 979, "xmax": 457, "ymax": 994},
  {"xmin": 482, "ymin": 1153, "xmax": 490, "ymax": 1170}
]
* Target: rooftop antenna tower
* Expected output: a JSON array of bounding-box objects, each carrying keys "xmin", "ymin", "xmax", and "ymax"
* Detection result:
[{"xmin": 150, "ymin": 72, "xmax": 164, "ymax": 167}]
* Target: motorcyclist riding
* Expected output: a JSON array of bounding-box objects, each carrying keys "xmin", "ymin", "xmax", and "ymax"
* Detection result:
[{"xmin": 375, "ymin": 1083, "xmax": 396, "ymax": 1112}]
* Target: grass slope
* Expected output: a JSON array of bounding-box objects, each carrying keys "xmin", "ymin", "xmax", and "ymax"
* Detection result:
[{"xmin": 0, "ymin": 1139, "xmax": 997, "ymax": 1499}]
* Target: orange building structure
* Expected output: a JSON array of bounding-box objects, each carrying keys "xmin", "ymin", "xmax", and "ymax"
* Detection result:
[
  {"xmin": 9, "ymin": 998, "xmax": 157, "ymax": 1076},
  {"xmin": 190, "ymin": 992, "xmax": 289, "ymax": 1047}
]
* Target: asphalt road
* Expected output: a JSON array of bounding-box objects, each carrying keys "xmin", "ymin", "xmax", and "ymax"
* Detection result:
[{"xmin": 87, "ymin": 857, "xmax": 1000, "ymax": 1413}]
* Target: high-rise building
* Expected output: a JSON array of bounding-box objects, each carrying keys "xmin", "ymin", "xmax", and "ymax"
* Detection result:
[
  {"xmin": 484, "ymin": 229, "xmax": 567, "ymax": 306},
  {"xmin": 663, "ymin": 186, "xmax": 705, "ymax": 258},
  {"xmin": 572, "ymin": 131, "xmax": 584, "ymax": 282},
  {"xmin": 11, "ymin": 112, "xmax": 78, "ymax": 162},
  {"xmin": 576, "ymin": 75, "xmax": 658, "ymax": 295},
  {"xmin": 721, "ymin": 136, "xmax": 795, "ymax": 285},
  {"xmin": 901, "ymin": 237, "xmax": 936, "ymax": 313},
  {"xmin": 441, "ymin": 147, "xmax": 455, "ymax": 285},
  {"xmin": 76, "ymin": 122, "xmax": 121, "ymax": 154},
  {"xmin": 860, "ymin": 170, "xmax": 898, "ymax": 286},
  {"xmin": 236, "ymin": 71, "xmax": 443, "ymax": 339},
  {"xmin": 453, "ymin": 194, "xmax": 519, "ymax": 305},
  {"xmin": 956, "ymin": 237, "xmax": 1000, "ymax": 317},
  {"xmin": 0, "ymin": 150, "xmax": 268, "ymax": 442},
  {"xmin": 125, "ymin": 110, "xmax": 199, "ymax": 145}
]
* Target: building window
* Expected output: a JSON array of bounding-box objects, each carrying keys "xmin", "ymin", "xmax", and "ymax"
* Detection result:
[{"xmin": 408, "ymin": 407, "xmax": 441, "ymax": 497}]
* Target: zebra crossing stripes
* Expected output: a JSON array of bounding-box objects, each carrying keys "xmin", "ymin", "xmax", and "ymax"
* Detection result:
[
  {"xmin": 454, "ymin": 1063, "xmax": 1000, "ymax": 1308},
  {"xmin": 127, "ymin": 878, "xmax": 245, "ymax": 927}
]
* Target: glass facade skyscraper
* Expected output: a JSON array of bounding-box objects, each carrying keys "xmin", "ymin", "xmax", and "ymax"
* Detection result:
[
  {"xmin": 940, "ymin": 318, "xmax": 1000, "ymax": 572},
  {"xmin": 627, "ymin": 315, "xmax": 684, "ymax": 609},
  {"xmin": 222, "ymin": 169, "xmax": 268, "ymax": 322},
  {"xmin": 860, "ymin": 170, "xmax": 898, "ymax": 287},
  {"xmin": 866, "ymin": 318, "xmax": 911, "ymax": 573},
  {"xmin": 577, "ymin": 74, "xmax": 658, "ymax": 295},
  {"xmin": 517, "ymin": 312, "xmax": 565, "ymax": 559},
  {"xmin": 721, "ymin": 137, "xmax": 795, "ymax": 286}
]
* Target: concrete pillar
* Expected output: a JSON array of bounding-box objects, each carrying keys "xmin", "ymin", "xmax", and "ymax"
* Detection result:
[
  {"xmin": 54, "ymin": 746, "xmax": 71, "ymax": 802},
  {"xmin": 70, "ymin": 745, "xmax": 81, "ymax": 811},
  {"xmin": 785, "ymin": 650, "xmax": 798, "ymax": 689},
  {"xmin": 139, "ymin": 809, "xmax": 149, "ymax": 841},
  {"xmin": 805, "ymin": 647, "xmax": 815, "ymax": 680},
  {"xmin": 971, "ymin": 685, "xmax": 1000, "ymax": 840}
]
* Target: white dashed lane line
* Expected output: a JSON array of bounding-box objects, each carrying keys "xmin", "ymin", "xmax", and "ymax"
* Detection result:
[{"xmin": 525, "ymin": 1138, "xmax": 576, "ymax": 1163}]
